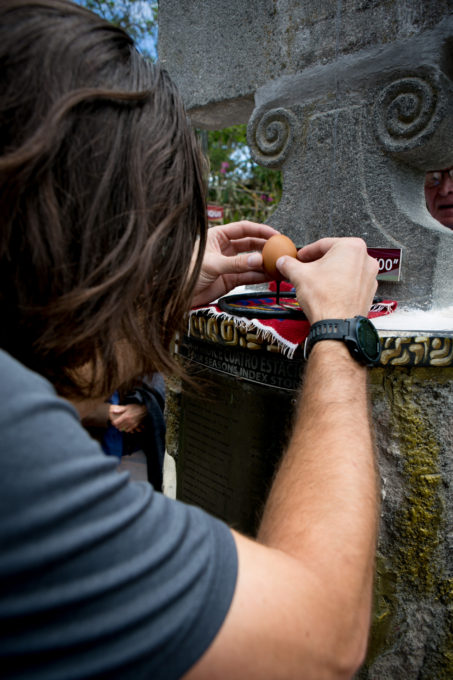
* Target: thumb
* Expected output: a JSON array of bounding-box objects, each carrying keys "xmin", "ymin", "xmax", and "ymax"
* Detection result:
[
  {"xmin": 275, "ymin": 254, "xmax": 301, "ymax": 283},
  {"xmin": 217, "ymin": 252, "xmax": 264, "ymax": 275},
  {"xmin": 109, "ymin": 405, "xmax": 126, "ymax": 415},
  {"xmin": 246, "ymin": 252, "xmax": 263, "ymax": 270}
]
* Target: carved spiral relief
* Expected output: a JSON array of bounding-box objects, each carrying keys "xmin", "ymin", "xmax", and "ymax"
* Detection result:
[
  {"xmin": 247, "ymin": 107, "xmax": 298, "ymax": 168},
  {"xmin": 374, "ymin": 77, "xmax": 441, "ymax": 153}
]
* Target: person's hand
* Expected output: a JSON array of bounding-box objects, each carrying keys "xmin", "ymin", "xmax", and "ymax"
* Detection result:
[
  {"xmin": 109, "ymin": 404, "xmax": 147, "ymax": 433},
  {"xmin": 276, "ymin": 237, "xmax": 379, "ymax": 323},
  {"xmin": 191, "ymin": 221, "xmax": 279, "ymax": 307}
]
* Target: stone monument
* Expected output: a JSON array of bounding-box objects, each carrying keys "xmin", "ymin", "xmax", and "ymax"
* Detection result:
[{"xmin": 159, "ymin": 2, "xmax": 453, "ymax": 677}]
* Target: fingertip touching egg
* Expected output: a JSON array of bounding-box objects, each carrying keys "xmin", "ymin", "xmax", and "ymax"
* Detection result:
[{"xmin": 262, "ymin": 234, "xmax": 297, "ymax": 280}]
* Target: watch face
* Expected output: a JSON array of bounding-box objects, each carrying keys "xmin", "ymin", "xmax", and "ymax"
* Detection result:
[{"xmin": 357, "ymin": 317, "xmax": 381, "ymax": 361}]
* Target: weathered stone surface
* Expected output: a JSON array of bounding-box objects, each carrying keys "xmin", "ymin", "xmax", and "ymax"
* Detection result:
[
  {"xmin": 159, "ymin": 1, "xmax": 453, "ymax": 309},
  {"xmin": 362, "ymin": 367, "xmax": 453, "ymax": 680},
  {"xmin": 159, "ymin": 0, "xmax": 451, "ymax": 130},
  {"xmin": 247, "ymin": 23, "xmax": 453, "ymax": 309}
]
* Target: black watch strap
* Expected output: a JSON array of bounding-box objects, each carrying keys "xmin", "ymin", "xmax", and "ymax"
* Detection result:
[
  {"xmin": 303, "ymin": 316, "xmax": 381, "ymax": 366},
  {"xmin": 304, "ymin": 318, "xmax": 352, "ymax": 361}
]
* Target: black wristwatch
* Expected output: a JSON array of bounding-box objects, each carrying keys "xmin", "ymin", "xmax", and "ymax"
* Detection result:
[{"xmin": 303, "ymin": 316, "xmax": 381, "ymax": 366}]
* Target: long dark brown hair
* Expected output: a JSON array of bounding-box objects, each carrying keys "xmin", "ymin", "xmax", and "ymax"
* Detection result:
[{"xmin": 0, "ymin": 0, "xmax": 207, "ymax": 398}]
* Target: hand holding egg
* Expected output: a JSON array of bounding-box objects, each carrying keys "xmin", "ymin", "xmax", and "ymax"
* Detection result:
[{"xmin": 262, "ymin": 233, "xmax": 298, "ymax": 280}]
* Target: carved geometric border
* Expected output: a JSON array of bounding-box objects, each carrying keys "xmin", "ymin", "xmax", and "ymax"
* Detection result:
[
  {"xmin": 188, "ymin": 312, "xmax": 453, "ymax": 368},
  {"xmin": 188, "ymin": 312, "xmax": 284, "ymax": 354},
  {"xmin": 379, "ymin": 334, "xmax": 453, "ymax": 367}
]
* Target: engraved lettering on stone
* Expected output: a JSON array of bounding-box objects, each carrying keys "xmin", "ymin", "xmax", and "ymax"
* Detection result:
[
  {"xmin": 374, "ymin": 77, "xmax": 439, "ymax": 153},
  {"xmin": 247, "ymin": 107, "xmax": 298, "ymax": 168}
]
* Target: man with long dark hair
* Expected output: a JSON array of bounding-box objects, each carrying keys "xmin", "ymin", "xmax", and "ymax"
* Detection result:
[{"xmin": 0, "ymin": 2, "xmax": 380, "ymax": 678}]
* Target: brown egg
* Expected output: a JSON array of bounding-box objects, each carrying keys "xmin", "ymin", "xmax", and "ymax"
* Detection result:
[{"xmin": 262, "ymin": 234, "xmax": 297, "ymax": 280}]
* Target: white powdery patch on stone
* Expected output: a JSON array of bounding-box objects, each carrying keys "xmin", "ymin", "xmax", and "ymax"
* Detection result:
[{"xmin": 373, "ymin": 306, "xmax": 453, "ymax": 332}]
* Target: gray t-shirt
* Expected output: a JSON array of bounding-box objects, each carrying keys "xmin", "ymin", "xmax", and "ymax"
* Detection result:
[{"xmin": 0, "ymin": 351, "xmax": 237, "ymax": 679}]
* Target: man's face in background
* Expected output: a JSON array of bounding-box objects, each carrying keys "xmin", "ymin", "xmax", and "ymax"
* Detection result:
[{"xmin": 425, "ymin": 168, "xmax": 453, "ymax": 230}]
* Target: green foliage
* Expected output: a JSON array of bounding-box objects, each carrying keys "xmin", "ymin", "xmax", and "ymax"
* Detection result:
[
  {"xmin": 79, "ymin": 0, "xmax": 157, "ymax": 59},
  {"xmin": 204, "ymin": 125, "xmax": 282, "ymax": 225}
]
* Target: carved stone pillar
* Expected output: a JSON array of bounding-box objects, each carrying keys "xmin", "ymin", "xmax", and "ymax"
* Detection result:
[{"xmin": 247, "ymin": 26, "xmax": 453, "ymax": 308}]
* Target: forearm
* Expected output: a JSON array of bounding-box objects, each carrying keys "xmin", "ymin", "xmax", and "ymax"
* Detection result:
[
  {"xmin": 258, "ymin": 341, "xmax": 378, "ymax": 637},
  {"xmin": 183, "ymin": 240, "xmax": 380, "ymax": 680}
]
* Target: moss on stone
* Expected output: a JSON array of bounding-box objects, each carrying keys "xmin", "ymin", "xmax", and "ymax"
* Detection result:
[
  {"xmin": 363, "ymin": 367, "xmax": 453, "ymax": 677},
  {"xmin": 390, "ymin": 370, "xmax": 443, "ymax": 595}
]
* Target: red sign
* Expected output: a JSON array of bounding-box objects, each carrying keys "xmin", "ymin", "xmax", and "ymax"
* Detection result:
[
  {"xmin": 207, "ymin": 204, "xmax": 224, "ymax": 221},
  {"xmin": 367, "ymin": 247, "xmax": 402, "ymax": 282}
]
